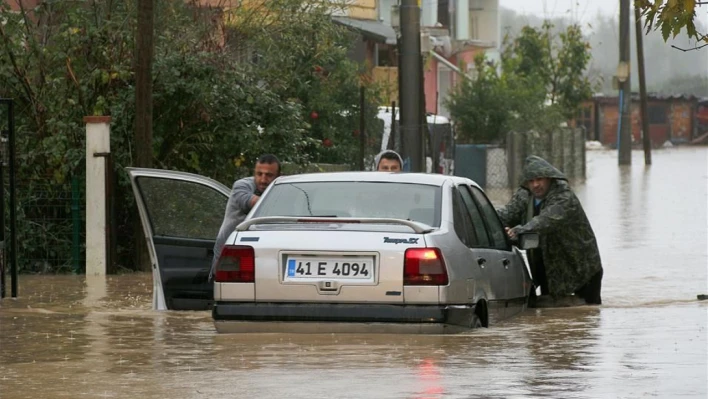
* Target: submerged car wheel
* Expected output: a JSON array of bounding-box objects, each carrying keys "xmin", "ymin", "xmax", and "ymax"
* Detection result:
[
  {"xmin": 471, "ymin": 314, "xmax": 483, "ymax": 328},
  {"xmin": 472, "ymin": 301, "xmax": 487, "ymax": 328}
]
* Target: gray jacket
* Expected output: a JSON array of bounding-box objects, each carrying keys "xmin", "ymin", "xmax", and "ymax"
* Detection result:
[{"xmin": 210, "ymin": 176, "xmax": 257, "ymax": 273}]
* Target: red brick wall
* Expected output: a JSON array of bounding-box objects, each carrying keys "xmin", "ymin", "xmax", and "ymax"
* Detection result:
[
  {"xmin": 596, "ymin": 98, "xmax": 695, "ymax": 147},
  {"xmin": 670, "ymin": 102, "xmax": 694, "ymax": 142}
]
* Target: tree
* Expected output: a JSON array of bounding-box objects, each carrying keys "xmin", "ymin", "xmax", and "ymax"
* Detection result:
[
  {"xmin": 636, "ymin": 0, "xmax": 707, "ymax": 49},
  {"xmin": 502, "ymin": 22, "xmax": 593, "ymax": 120},
  {"xmin": 446, "ymin": 55, "xmax": 514, "ymax": 144},
  {"xmin": 0, "ymin": 0, "xmax": 381, "ymax": 273},
  {"xmin": 224, "ymin": 0, "xmax": 384, "ymax": 166},
  {"xmin": 447, "ymin": 22, "xmax": 592, "ymax": 144}
]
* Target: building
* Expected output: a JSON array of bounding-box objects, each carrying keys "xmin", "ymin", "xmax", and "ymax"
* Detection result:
[
  {"xmin": 333, "ymin": 0, "xmax": 500, "ymax": 116},
  {"xmin": 575, "ymin": 94, "xmax": 707, "ymax": 147}
]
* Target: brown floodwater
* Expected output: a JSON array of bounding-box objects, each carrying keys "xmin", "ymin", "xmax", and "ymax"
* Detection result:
[{"xmin": 1, "ymin": 148, "xmax": 706, "ymax": 398}]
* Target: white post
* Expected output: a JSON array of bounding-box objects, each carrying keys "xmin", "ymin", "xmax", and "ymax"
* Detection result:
[{"xmin": 84, "ymin": 116, "xmax": 111, "ymax": 276}]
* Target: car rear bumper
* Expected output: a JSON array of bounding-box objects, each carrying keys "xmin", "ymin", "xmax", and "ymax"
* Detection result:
[{"xmin": 212, "ymin": 302, "xmax": 478, "ymax": 334}]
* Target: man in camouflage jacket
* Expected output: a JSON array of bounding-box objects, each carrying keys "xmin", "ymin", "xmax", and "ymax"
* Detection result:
[{"xmin": 496, "ymin": 155, "xmax": 603, "ymax": 305}]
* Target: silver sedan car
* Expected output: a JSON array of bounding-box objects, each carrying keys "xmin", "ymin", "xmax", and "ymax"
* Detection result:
[{"xmin": 128, "ymin": 169, "xmax": 537, "ymax": 334}]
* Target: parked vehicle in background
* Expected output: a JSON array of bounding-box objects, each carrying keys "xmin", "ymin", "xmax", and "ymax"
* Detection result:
[{"xmin": 376, "ymin": 107, "xmax": 455, "ymax": 175}]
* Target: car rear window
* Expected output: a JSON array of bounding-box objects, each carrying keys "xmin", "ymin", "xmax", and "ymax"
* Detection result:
[{"xmin": 253, "ymin": 181, "xmax": 442, "ymax": 227}]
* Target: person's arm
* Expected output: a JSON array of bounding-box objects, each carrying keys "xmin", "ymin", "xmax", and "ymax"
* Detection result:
[
  {"xmin": 210, "ymin": 179, "xmax": 255, "ymax": 276},
  {"xmin": 230, "ymin": 179, "xmax": 257, "ymax": 213},
  {"xmin": 248, "ymin": 194, "xmax": 259, "ymax": 208},
  {"xmin": 508, "ymin": 191, "xmax": 576, "ymax": 238},
  {"xmin": 496, "ymin": 188, "xmax": 528, "ymax": 228}
]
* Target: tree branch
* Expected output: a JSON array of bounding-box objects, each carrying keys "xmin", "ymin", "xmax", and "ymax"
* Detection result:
[
  {"xmin": 65, "ymin": 57, "xmax": 88, "ymax": 116},
  {"xmin": 671, "ymin": 42, "xmax": 708, "ymax": 51}
]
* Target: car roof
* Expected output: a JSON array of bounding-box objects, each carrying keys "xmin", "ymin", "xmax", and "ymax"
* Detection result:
[{"xmin": 274, "ymin": 171, "xmax": 481, "ymax": 188}]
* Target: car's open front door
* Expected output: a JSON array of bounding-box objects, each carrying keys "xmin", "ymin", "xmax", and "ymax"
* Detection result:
[{"xmin": 126, "ymin": 168, "xmax": 230, "ymax": 311}]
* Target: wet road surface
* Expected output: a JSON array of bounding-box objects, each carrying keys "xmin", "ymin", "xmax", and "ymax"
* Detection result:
[{"xmin": 1, "ymin": 147, "xmax": 706, "ymax": 398}]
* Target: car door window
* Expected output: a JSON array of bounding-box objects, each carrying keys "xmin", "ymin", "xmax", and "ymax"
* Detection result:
[
  {"xmin": 457, "ymin": 185, "xmax": 491, "ymax": 248},
  {"xmin": 468, "ymin": 185, "xmax": 509, "ymax": 251},
  {"xmin": 452, "ymin": 188, "xmax": 477, "ymax": 247},
  {"xmin": 137, "ymin": 177, "xmax": 228, "ymax": 239}
]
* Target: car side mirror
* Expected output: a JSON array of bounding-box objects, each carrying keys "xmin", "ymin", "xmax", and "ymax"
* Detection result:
[{"xmin": 518, "ymin": 232, "xmax": 539, "ymax": 250}]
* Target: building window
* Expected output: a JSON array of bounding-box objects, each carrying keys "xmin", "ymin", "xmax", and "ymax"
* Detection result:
[
  {"xmin": 469, "ymin": 13, "xmax": 480, "ymax": 40},
  {"xmin": 377, "ymin": 44, "xmax": 397, "ymax": 67},
  {"xmin": 438, "ymin": 0, "xmax": 451, "ymax": 28},
  {"xmin": 648, "ymin": 104, "xmax": 668, "ymax": 124}
]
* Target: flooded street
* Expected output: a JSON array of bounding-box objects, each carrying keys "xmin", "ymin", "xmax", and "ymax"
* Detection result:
[{"xmin": 1, "ymin": 147, "xmax": 706, "ymax": 398}]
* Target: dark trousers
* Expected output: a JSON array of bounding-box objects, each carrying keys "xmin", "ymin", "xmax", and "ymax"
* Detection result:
[
  {"xmin": 529, "ymin": 249, "xmax": 549, "ymax": 295},
  {"xmin": 575, "ymin": 269, "xmax": 603, "ymax": 305}
]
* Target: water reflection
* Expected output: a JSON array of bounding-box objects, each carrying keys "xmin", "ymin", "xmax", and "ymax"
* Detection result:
[
  {"xmin": 413, "ymin": 358, "xmax": 444, "ymax": 399},
  {"xmin": 1, "ymin": 148, "xmax": 707, "ymax": 399}
]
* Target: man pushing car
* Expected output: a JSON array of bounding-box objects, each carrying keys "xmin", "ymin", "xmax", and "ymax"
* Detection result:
[{"xmin": 496, "ymin": 155, "xmax": 604, "ymax": 307}]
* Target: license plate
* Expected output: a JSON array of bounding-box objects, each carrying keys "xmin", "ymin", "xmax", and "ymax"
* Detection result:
[{"xmin": 285, "ymin": 257, "xmax": 374, "ymax": 282}]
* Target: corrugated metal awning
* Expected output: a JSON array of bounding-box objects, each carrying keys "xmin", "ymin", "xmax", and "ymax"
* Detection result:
[{"xmin": 332, "ymin": 16, "xmax": 397, "ymax": 45}]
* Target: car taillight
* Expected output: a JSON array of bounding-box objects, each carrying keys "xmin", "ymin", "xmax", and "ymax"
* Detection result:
[
  {"xmin": 214, "ymin": 245, "xmax": 255, "ymax": 283},
  {"xmin": 404, "ymin": 248, "xmax": 448, "ymax": 285}
]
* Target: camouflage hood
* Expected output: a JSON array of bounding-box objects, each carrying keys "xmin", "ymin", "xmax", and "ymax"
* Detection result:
[{"xmin": 520, "ymin": 155, "xmax": 567, "ymax": 186}]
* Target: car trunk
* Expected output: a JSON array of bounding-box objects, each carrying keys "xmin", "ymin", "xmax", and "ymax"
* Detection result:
[{"xmin": 228, "ymin": 227, "xmax": 427, "ymax": 303}]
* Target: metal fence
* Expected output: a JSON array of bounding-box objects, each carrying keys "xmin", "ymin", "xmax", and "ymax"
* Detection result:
[
  {"xmin": 506, "ymin": 127, "xmax": 586, "ymax": 188},
  {"xmin": 14, "ymin": 175, "xmax": 84, "ymax": 274},
  {"xmin": 454, "ymin": 127, "xmax": 587, "ymax": 193}
]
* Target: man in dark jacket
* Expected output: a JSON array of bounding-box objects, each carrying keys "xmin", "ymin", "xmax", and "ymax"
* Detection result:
[{"xmin": 496, "ymin": 155, "xmax": 603, "ymax": 306}]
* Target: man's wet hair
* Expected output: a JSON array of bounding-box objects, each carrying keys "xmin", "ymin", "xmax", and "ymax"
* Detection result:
[
  {"xmin": 256, "ymin": 154, "xmax": 281, "ymax": 175},
  {"xmin": 379, "ymin": 151, "xmax": 401, "ymax": 165}
]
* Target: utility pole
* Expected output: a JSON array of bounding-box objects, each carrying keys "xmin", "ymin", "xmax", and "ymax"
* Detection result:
[
  {"xmin": 398, "ymin": 0, "xmax": 423, "ymax": 172},
  {"xmin": 634, "ymin": 4, "xmax": 652, "ymax": 165},
  {"xmin": 618, "ymin": 0, "xmax": 632, "ymax": 165},
  {"xmin": 135, "ymin": 0, "xmax": 155, "ymax": 271}
]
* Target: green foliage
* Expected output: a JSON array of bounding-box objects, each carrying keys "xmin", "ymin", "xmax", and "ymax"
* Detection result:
[
  {"xmin": 227, "ymin": 0, "xmax": 383, "ymax": 166},
  {"xmin": 447, "ymin": 22, "xmax": 592, "ymax": 144},
  {"xmin": 0, "ymin": 0, "xmax": 381, "ymax": 272},
  {"xmin": 445, "ymin": 55, "xmax": 511, "ymax": 144},
  {"xmin": 502, "ymin": 22, "xmax": 593, "ymax": 119},
  {"xmin": 637, "ymin": 0, "xmax": 707, "ymax": 44}
]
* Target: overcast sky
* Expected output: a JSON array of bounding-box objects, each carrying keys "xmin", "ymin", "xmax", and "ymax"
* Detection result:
[{"xmin": 499, "ymin": 0, "xmax": 708, "ymax": 28}]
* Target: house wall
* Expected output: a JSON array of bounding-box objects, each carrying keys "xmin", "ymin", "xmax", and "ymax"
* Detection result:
[
  {"xmin": 590, "ymin": 97, "xmax": 698, "ymax": 147},
  {"xmin": 469, "ymin": 0, "xmax": 499, "ymax": 44},
  {"xmin": 697, "ymin": 102, "xmax": 708, "ymax": 137},
  {"xmin": 670, "ymin": 102, "xmax": 694, "ymax": 143},
  {"xmin": 347, "ymin": 0, "xmax": 377, "ymax": 20},
  {"xmin": 373, "ymin": 66, "xmax": 399, "ymax": 105},
  {"xmin": 424, "ymin": 57, "xmax": 439, "ymax": 114},
  {"xmin": 456, "ymin": 46, "xmax": 489, "ymax": 74}
]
